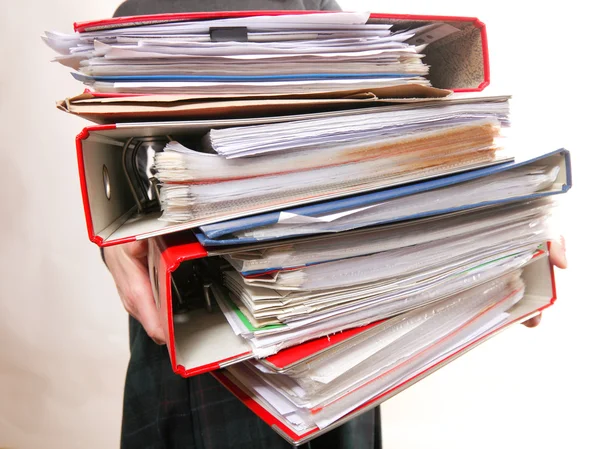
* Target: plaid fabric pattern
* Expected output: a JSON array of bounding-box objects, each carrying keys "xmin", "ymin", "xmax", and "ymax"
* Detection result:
[{"xmin": 122, "ymin": 316, "xmax": 382, "ymax": 449}]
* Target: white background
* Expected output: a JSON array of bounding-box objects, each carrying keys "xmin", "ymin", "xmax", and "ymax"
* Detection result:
[{"xmin": 0, "ymin": 0, "xmax": 597, "ymax": 448}]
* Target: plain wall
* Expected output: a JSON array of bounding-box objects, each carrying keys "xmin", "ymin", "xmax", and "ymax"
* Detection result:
[{"xmin": 0, "ymin": 1, "xmax": 597, "ymax": 448}]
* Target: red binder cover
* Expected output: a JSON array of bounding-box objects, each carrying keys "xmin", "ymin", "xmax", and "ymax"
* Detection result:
[
  {"xmin": 73, "ymin": 11, "xmax": 490, "ymax": 92},
  {"xmin": 76, "ymin": 121, "xmax": 570, "ymax": 249},
  {"xmin": 148, "ymin": 231, "xmax": 394, "ymax": 377},
  {"xmin": 148, "ymin": 231, "xmax": 556, "ymax": 382}
]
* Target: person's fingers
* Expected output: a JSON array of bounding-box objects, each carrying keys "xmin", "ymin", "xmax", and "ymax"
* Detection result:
[
  {"xmin": 128, "ymin": 239, "xmax": 149, "ymax": 262},
  {"xmin": 123, "ymin": 253, "xmax": 166, "ymax": 344},
  {"xmin": 117, "ymin": 279, "xmax": 165, "ymax": 344},
  {"xmin": 522, "ymin": 313, "xmax": 542, "ymax": 328},
  {"xmin": 549, "ymin": 236, "xmax": 567, "ymax": 269},
  {"xmin": 104, "ymin": 241, "xmax": 166, "ymax": 345},
  {"xmin": 128, "ymin": 281, "xmax": 166, "ymax": 345}
]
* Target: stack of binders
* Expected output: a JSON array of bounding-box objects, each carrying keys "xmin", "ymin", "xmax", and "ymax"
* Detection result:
[{"xmin": 46, "ymin": 10, "xmax": 571, "ymax": 445}]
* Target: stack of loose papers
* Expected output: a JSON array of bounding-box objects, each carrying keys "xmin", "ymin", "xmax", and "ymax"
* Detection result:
[
  {"xmin": 43, "ymin": 12, "xmax": 433, "ymax": 96},
  {"xmin": 154, "ymin": 96, "xmax": 511, "ymax": 223},
  {"xmin": 44, "ymin": 9, "xmax": 570, "ymax": 445},
  {"xmin": 212, "ymin": 200, "xmax": 552, "ymax": 357},
  {"xmin": 223, "ymin": 270, "xmax": 526, "ymax": 432}
]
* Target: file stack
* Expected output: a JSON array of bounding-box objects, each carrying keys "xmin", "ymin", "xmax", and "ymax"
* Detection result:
[{"xmin": 46, "ymin": 10, "xmax": 571, "ymax": 445}]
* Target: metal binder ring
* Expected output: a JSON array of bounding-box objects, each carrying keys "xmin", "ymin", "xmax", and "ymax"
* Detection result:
[{"xmin": 203, "ymin": 283, "xmax": 213, "ymax": 313}]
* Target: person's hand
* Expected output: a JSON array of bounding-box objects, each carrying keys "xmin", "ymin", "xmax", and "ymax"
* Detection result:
[
  {"xmin": 104, "ymin": 240, "xmax": 166, "ymax": 344},
  {"xmin": 522, "ymin": 236, "xmax": 567, "ymax": 328}
]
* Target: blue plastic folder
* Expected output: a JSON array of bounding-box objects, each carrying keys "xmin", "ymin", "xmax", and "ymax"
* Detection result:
[{"xmin": 196, "ymin": 149, "xmax": 572, "ymax": 247}]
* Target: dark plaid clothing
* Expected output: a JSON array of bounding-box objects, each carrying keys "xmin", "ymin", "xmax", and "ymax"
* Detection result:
[
  {"xmin": 115, "ymin": 1, "xmax": 382, "ymax": 447},
  {"xmin": 114, "ymin": 0, "xmax": 342, "ymax": 16},
  {"xmin": 122, "ymin": 316, "xmax": 382, "ymax": 449}
]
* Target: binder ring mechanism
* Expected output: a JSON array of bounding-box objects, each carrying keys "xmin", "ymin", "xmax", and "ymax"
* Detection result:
[
  {"xmin": 122, "ymin": 136, "xmax": 170, "ymax": 214},
  {"xmin": 171, "ymin": 261, "xmax": 216, "ymax": 316}
]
